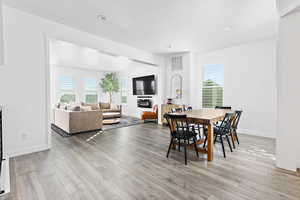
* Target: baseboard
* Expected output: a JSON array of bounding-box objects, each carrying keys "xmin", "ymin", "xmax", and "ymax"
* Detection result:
[
  {"xmin": 238, "ymin": 129, "xmax": 275, "ymax": 139},
  {"xmin": 7, "ymin": 144, "xmax": 49, "ymax": 158}
]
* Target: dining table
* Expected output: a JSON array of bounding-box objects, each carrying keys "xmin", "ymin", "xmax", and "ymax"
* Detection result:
[{"xmin": 179, "ymin": 108, "xmax": 230, "ymax": 161}]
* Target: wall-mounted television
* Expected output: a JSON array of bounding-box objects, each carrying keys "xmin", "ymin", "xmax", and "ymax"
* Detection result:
[{"xmin": 133, "ymin": 75, "xmax": 156, "ymax": 95}]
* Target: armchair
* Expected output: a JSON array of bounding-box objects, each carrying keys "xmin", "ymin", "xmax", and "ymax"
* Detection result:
[{"xmin": 141, "ymin": 105, "xmax": 158, "ymax": 123}]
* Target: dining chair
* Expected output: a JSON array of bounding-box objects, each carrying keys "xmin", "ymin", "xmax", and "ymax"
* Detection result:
[
  {"xmin": 164, "ymin": 113, "xmax": 199, "ymax": 165},
  {"xmin": 171, "ymin": 107, "xmax": 183, "ymax": 113},
  {"xmin": 214, "ymin": 106, "xmax": 232, "ymax": 126},
  {"xmin": 215, "ymin": 106, "xmax": 232, "ymax": 110},
  {"xmin": 183, "ymin": 106, "xmax": 203, "ymax": 137},
  {"xmin": 203, "ymin": 112, "xmax": 235, "ymax": 158},
  {"xmin": 230, "ymin": 110, "xmax": 243, "ymax": 148},
  {"xmin": 183, "ymin": 106, "xmax": 193, "ymax": 111}
]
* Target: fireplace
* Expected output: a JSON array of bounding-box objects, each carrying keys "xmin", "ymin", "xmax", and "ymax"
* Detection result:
[{"xmin": 137, "ymin": 99, "xmax": 152, "ymax": 108}]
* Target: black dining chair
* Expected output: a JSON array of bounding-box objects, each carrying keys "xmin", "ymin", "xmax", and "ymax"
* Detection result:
[
  {"xmin": 164, "ymin": 113, "xmax": 199, "ymax": 165},
  {"xmin": 215, "ymin": 106, "xmax": 232, "ymax": 110},
  {"xmin": 230, "ymin": 110, "xmax": 243, "ymax": 148},
  {"xmin": 203, "ymin": 112, "xmax": 235, "ymax": 158},
  {"xmin": 214, "ymin": 106, "xmax": 232, "ymax": 126},
  {"xmin": 183, "ymin": 106, "xmax": 203, "ymax": 137},
  {"xmin": 184, "ymin": 106, "xmax": 193, "ymax": 111}
]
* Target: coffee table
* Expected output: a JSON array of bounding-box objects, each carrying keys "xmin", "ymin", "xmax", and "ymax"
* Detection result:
[{"xmin": 103, "ymin": 118, "xmax": 121, "ymax": 125}]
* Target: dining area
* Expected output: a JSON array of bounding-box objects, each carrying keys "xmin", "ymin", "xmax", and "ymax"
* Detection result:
[{"xmin": 164, "ymin": 106, "xmax": 242, "ymax": 165}]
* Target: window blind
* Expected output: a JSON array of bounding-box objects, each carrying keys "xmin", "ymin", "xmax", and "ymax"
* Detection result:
[{"xmin": 59, "ymin": 75, "xmax": 74, "ymax": 91}]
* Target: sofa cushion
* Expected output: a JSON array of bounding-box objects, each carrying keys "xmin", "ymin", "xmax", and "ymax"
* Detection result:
[
  {"xmin": 100, "ymin": 102, "xmax": 110, "ymax": 109},
  {"xmin": 102, "ymin": 109, "xmax": 120, "ymax": 113},
  {"xmin": 103, "ymin": 112, "xmax": 121, "ymax": 119},
  {"xmin": 80, "ymin": 106, "xmax": 92, "ymax": 111},
  {"xmin": 82, "ymin": 103, "xmax": 100, "ymax": 110}
]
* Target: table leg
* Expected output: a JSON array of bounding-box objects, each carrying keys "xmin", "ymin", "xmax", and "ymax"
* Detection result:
[{"xmin": 207, "ymin": 123, "xmax": 214, "ymax": 161}]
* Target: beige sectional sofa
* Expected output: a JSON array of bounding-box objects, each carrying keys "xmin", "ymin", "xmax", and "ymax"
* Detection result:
[{"xmin": 53, "ymin": 109, "xmax": 103, "ymax": 134}]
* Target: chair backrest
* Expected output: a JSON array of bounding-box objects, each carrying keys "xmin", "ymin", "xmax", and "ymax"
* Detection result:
[
  {"xmin": 232, "ymin": 110, "xmax": 242, "ymax": 129},
  {"xmin": 216, "ymin": 112, "xmax": 235, "ymax": 134},
  {"xmin": 164, "ymin": 113, "xmax": 189, "ymax": 135},
  {"xmin": 185, "ymin": 106, "xmax": 192, "ymax": 111},
  {"xmin": 153, "ymin": 105, "xmax": 158, "ymax": 113},
  {"xmin": 215, "ymin": 106, "xmax": 232, "ymax": 110},
  {"xmin": 171, "ymin": 107, "xmax": 183, "ymax": 113}
]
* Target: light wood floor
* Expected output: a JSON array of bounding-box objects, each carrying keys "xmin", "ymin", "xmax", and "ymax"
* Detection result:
[{"xmin": 5, "ymin": 123, "xmax": 300, "ymax": 200}]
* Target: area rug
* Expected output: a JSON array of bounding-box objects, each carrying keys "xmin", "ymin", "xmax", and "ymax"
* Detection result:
[{"xmin": 52, "ymin": 116, "xmax": 143, "ymax": 137}]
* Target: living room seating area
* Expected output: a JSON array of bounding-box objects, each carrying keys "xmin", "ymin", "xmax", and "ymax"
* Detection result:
[{"xmin": 52, "ymin": 102, "xmax": 121, "ymax": 134}]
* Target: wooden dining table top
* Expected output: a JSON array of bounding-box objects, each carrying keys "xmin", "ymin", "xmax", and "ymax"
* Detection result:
[{"xmin": 181, "ymin": 108, "xmax": 231, "ymax": 124}]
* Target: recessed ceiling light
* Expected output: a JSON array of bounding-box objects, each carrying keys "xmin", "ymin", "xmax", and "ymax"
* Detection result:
[
  {"xmin": 97, "ymin": 14, "xmax": 107, "ymax": 21},
  {"xmin": 224, "ymin": 26, "xmax": 232, "ymax": 32}
]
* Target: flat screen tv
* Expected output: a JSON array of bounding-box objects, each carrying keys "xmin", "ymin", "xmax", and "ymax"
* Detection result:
[{"xmin": 133, "ymin": 75, "xmax": 156, "ymax": 95}]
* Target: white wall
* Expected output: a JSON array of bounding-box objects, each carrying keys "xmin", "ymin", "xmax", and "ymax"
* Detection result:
[
  {"xmin": 276, "ymin": 10, "xmax": 300, "ymax": 171},
  {"xmin": 0, "ymin": 0, "xmax": 3, "ymax": 65},
  {"xmin": 0, "ymin": 6, "xmax": 157, "ymax": 157},
  {"xmin": 195, "ymin": 39, "xmax": 277, "ymax": 138},
  {"xmin": 277, "ymin": 0, "xmax": 300, "ymax": 16},
  {"xmin": 118, "ymin": 61, "xmax": 164, "ymax": 119}
]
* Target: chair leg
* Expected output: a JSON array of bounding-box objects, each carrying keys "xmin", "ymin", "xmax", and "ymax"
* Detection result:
[
  {"xmin": 214, "ymin": 134, "xmax": 218, "ymax": 144},
  {"xmin": 235, "ymin": 130, "xmax": 240, "ymax": 145},
  {"xmin": 230, "ymin": 131, "xmax": 236, "ymax": 149},
  {"xmin": 184, "ymin": 139, "xmax": 187, "ymax": 165},
  {"xmin": 193, "ymin": 137, "xmax": 199, "ymax": 158},
  {"xmin": 203, "ymin": 136, "xmax": 207, "ymax": 148},
  {"xmin": 178, "ymin": 139, "xmax": 181, "ymax": 152},
  {"xmin": 198, "ymin": 125, "xmax": 201, "ymax": 139},
  {"xmin": 226, "ymin": 135, "xmax": 233, "ymax": 152},
  {"xmin": 220, "ymin": 136, "xmax": 226, "ymax": 158},
  {"xmin": 166, "ymin": 138, "xmax": 173, "ymax": 158}
]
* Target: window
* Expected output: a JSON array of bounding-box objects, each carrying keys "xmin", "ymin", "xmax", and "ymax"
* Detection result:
[
  {"xmin": 202, "ymin": 64, "xmax": 224, "ymax": 108},
  {"xmin": 120, "ymin": 78, "xmax": 128, "ymax": 104},
  {"xmin": 84, "ymin": 78, "xmax": 98, "ymax": 103},
  {"xmin": 59, "ymin": 75, "xmax": 76, "ymax": 103}
]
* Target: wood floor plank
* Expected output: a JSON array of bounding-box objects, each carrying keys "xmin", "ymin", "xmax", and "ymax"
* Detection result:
[{"xmin": 6, "ymin": 123, "xmax": 300, "ymax": 200}]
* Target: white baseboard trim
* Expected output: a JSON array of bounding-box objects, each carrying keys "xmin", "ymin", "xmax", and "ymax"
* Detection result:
[
  {"xmin": 238, "ymin": 129, "xmax": 275, "ymax": 139},
  {"xmin": 7, "ymin": 144, "xmax": 50, "ymax": 158}
]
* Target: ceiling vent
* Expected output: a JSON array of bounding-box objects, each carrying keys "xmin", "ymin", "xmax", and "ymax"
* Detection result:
[{"xmin": 171, "ymin": 56, "xmax": 183, "ymax": 71}]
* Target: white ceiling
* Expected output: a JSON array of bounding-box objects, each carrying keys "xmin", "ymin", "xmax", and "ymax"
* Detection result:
[
  {"xmin": 4, "ymin": 0, "xmax": 278, "ymax": 53},
  {"xmin": 49, "ymin": 39, "xmax": 132, "ymax": 71}
]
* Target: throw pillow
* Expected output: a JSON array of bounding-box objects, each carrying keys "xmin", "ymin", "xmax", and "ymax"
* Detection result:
[
  {"xmin": 71, "ymin": 106, "xmax": 81, "ymax": 111},
  {"xmin": 100, "ymin": 102, "xmax": 110, "ymax": 109},
  {"xmin": 63, "ymin": 104, "xmax": 69, "ymax": 110},
  {"xmin": 111, "ymin": 104, "xmax": 119, "ymax": 110},
  {"xmin": 81, "ymin": 103, "xmax": 100, "ymax": 110}
]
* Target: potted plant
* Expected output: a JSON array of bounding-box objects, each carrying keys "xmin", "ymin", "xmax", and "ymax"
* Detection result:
[{"xmin": 99, "ymin": 73, "xmax": 120, "ymax": 105}]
